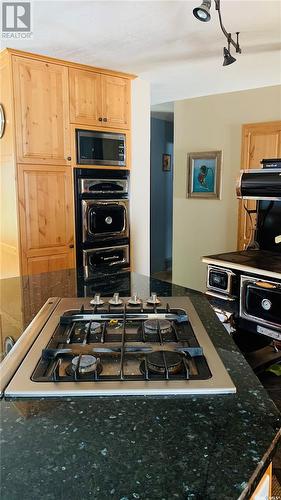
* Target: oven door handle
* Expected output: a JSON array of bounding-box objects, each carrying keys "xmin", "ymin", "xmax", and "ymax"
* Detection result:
[{"xmin": 252, "ymin": 281, "xmax": 278, "ymax": 290}]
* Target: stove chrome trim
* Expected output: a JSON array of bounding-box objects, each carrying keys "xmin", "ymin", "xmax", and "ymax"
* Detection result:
[
  {"xmin": 202, "ymin": 257, "xmax": 281, "ymax": 281},
  {"xmin": 207, "ymin": 265, "xmax": 235, "ymax": 296},
  {"xmin": 80, "ymin": 178, "xmax": 129, "ymax": 196},
  {"xmin": 0, "ymin": 298, "xmax": 61, "ymax": 398},
  {"xmin": 205, "ymin": 290, "xmax": 235, "ymax": 302},
  {"xmin": 239, "ymin": 275, "xmax": 281, "ymax": 333},
  {"xmin": 4, "ymin": 297, "xmax": 236, "ymax": 397}
]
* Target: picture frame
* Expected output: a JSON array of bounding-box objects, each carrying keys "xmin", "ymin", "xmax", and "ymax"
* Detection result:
[
  {"xmin": 162, "ymin": 153, "xmax": 171, "ymax": 172},
  {"xmin": 186, "ymin": 150, "xmax": 222, "ymax": 199}
]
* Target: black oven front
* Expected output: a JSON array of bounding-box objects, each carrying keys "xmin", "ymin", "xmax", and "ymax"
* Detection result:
[
  {"xmin": 74, "ymin": 168, "xmax": 130, "ymax": 279},
  {"xmin": 83, "ymin": 244, "xmax": 130, "ymax": 280},
  {"xmin": 239, "ymin": 275, "xmax": 281, "ymax": 341},
  {"xmin": 82, "ymin": 199, "xmax": 129, "ymax": 243}
]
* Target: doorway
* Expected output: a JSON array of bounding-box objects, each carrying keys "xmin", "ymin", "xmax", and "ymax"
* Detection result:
[{"xmin": 150, "ymin": 102, "xmax": 174, "ymax": 281}]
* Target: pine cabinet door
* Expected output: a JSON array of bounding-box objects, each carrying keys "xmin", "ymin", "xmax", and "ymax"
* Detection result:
[
  {"xmin": 102, "ymin": 75, "xmax": 130, "ymax": 129},
  {"xmin": 69, "ymin": 68, "xmax": 102, "ymax": 126},
  {"xmin": 17, "ymin": 164, "xmax": 74, "ymax": 275},
  {"xmin": 13, "ymin": 57, "xmax": 71, "ymax": 165},
  {"xmin": 237, "ymin": 121, "xmax": 281, "ymax": 250}
]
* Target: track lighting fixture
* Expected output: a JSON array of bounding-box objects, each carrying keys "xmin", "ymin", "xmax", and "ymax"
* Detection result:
[
  {"xmin": 193, "ymin": 0, "xmax": 242, "ymax": 65},
  {"xmin": 193, "ymin": 0, "xmax": 211, "ymax": 22},
  {"xmin": 223, "ymin": 33, "xmax": 237, "ymax": 66}
]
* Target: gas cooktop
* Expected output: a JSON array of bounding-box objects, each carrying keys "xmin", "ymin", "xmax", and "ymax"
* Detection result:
[{"xmin": 1, "ymin": 294, "xmax": 236, "ymax": 397}]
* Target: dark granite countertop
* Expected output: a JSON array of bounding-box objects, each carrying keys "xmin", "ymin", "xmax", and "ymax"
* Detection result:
[
  {"xmin": 202, "ymin": 249, "xmax": 281, "ymax": 279},
  {"xmin": 0, "ymin": 269, "xmax": 280, "ymax": 500}
]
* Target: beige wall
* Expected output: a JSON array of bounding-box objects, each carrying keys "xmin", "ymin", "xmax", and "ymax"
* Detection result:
[
  {"xmin": 173, "ymin": 85, "xmax": 281, "ymax": 292},
  {"xmin": 131, "ymin": 78, "xmax": 151, "ymax": 277}
]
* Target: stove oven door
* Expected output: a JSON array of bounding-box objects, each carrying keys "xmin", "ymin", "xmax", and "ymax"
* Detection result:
[
  {"xmin": 207, "ymin": 266, "xmax": 235, "ymax": 296},
  {"xmin": 82, "ymin": 200, "xmax": 129, "ymax": 243},
  {"xmin": 240, "ymin": 276, "xmax": 281, "ymax": 333},
  {"xmin": 83, "ymin": 244, "xmax": 129, "ymax": 279}
]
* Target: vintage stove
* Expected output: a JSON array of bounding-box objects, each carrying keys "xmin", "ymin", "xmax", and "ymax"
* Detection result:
[{"xmin": 0, "ymin": 294, "xmax": 236, "ymax": 397}]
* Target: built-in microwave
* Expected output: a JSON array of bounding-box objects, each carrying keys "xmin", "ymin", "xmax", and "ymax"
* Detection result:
[{"xmin": 76, "ymin": 129, "xmax": 126, "ymax": 167}]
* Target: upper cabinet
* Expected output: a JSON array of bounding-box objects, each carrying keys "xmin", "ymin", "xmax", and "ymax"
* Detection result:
[
  {"xmin": 69, "ymin": 68, "xmax": 102, "ymax": 126},
  {"xmin": 69, "ymin": 69, "xmax": 130, "ymax": 129},
  {"xmin": 102, "ymin": 75, "xmax": 130, "ymax": 129},
  {"xmin": 13, "ymin": 57, "xmax": 71, "ymax": 165}
]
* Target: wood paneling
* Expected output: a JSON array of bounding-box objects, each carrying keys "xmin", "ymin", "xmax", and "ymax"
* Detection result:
[
  {"xmin": 17, "ymin": 164, "xmax": 74, "ymax": 274},
  {"xmin": 13, "ymin": 56, "xmax": 71, "ymax": 165},
  {"xmin": 5, "ymin": 48, "xmax": 136, "ymax": 79},
  {"xmin": 26, "ymin": 254, "xmax": 72, "ymax": 275},
  {"xmin": 237, "ymin": 121, "xmax": 281, "ymax": 250},
  {"xmin": 0, "ymin": 51, "xmax": 20, "ymax": 278},
  {"xmin": 102, "ymin": 75, "xmax": 130, "ymax": 129},
  {"xmin": 69, "ymin": 68, "xmax": 102, "ymax": 126}
]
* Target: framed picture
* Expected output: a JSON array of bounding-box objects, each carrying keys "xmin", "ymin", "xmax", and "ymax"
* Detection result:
[
  {"xmin": 162, "ymin": 153, "xmax": 171, "ymax": 172},
  {"xmin": 187, "ymin": 151, "xmax": 222, "ymax": 199}
]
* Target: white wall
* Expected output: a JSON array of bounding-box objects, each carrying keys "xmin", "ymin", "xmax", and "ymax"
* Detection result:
[
  {"xmin": 173, "ymin": 85, "xmax": 281, "ymax": 292},
  {"xmin": 130, "ymin": 78, "xmax": 151, "ymax": 276}
]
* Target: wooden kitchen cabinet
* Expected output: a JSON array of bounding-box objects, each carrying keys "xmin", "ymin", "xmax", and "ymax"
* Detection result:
[
  {"xmin": 69, "ymin": 68, "xmax": 102, "ymax": 126},
  {"xmin": 237, "ymin": 121, "xmax": 281, "ymax": 250},
  {"xmin": 17, "ymin": 164, "xmax": 74, "ymax": 275},
  {"xmin": 69, "ymin": 69, "xmax": 130, "ymax": 129},
  {"xmin": 13, "ymin": 56, "xmax": 71, "ymax": 165},
  {"xmin": 101, "ymin": 75, "xmax": 130, "ymax": 129},
  {"xmin": 0, "ymin": 48, "xmax": 134, "ymax": 277}
]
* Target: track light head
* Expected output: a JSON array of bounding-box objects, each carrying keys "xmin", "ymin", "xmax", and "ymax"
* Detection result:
[
  {"xmin": 223, "ymin": 46, "xmax": 236, "ymax": 66},
  {"xmin": 193, "ymin": 0, "xmax": 211, "ymax": 22}
]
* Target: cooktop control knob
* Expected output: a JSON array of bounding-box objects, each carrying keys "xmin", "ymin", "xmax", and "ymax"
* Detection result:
[
  {"xmin": 109, "ymin": 293, "xmax": 123, "ymax": 306},
  {"xmin": 147, "ymin": 292, "xmax": 161, "ymax": 306},
  {"xmin": 90, "ymin": 293, "xmax": 104, "ymax": 306},
  {"xmin": 128, "ymin": 295, "xmax": 142, "ymax": 306}
]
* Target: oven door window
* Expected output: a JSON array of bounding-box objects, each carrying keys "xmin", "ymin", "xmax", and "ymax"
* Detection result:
[
  {"xmin": 245, "ymin": 284, "xmax": 281, "ymax": 325},
  {"xmin": 88, "ymin": 203, "xmax": 127, "ymax": 236},
  {"xmin": 209, "ymin": 270, "xmax": 228, "ymax": 291}
]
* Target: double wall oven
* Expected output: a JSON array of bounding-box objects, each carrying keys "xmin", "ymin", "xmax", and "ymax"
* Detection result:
[{"xmin": 74, "ymin": 168, "xmax": 130, "ymax": 281}]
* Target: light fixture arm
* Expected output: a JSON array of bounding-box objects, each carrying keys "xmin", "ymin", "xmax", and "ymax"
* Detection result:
[{"xmin": 215, "ymin": 0, "xmax": 241, "ymax": 53}]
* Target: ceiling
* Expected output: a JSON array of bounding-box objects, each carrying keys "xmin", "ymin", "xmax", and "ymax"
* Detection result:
[{"xmin": 2, "ymin": 0, "xmax": 281, "ymax": 104}]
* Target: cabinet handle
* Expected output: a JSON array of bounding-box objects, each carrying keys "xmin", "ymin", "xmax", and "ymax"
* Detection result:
[
  {"xmin": 67, "ymin": 156, "xmax": 71, "ymax": 161},
  {"xmin": 98, "ymin": 117, "xmax": 102, "ymax": 122},
  {"xmin": 69, "ymin": 244, "xmax": 74, "ymax": 249},
  {"xmin": 103, "ymin": 117, "xmax": 108, "ymax": 122}
]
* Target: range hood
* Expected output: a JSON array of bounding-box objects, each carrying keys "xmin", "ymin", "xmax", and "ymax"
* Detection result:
[{"xmin": 236, "ymin": 159, "xmax": 281, "ymax": 201}]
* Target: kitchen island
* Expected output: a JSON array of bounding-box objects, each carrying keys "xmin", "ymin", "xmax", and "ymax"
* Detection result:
[{"xmin": 0, "ymin": 269, "xmax": 280, "ymax": 500}]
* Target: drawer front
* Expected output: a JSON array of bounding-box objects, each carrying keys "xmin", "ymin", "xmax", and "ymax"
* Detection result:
[{"xmin": 83, "ymin": 245, "xmax": 129, "ymax": 279}]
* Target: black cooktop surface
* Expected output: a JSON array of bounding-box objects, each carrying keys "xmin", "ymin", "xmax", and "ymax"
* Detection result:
[{"xmin": 204, "ymin": 250, "xmax": 281, "ymax": 275}]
